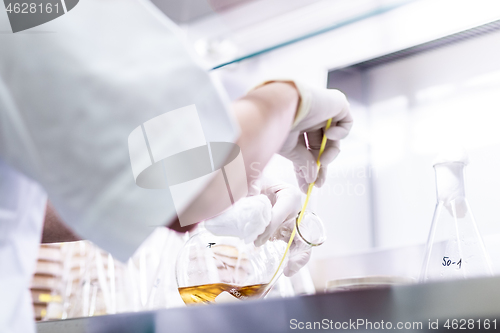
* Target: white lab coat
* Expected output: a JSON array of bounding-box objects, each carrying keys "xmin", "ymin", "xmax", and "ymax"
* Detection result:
[
  {"xmin": 0, "ymin": 0, "xmax": 238, "ymax": 331},
  {"xmin": 0, "ymin": 160, "xmax": 46, "ymax": 333}
]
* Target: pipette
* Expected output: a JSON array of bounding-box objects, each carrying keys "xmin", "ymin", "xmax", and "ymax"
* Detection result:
[{"xmin": 264, "ymin": 118, "xmax": 333, "ymax": 294}]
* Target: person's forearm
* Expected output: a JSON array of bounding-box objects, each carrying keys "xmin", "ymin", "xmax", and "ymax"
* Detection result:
[
  {"xmin": 41, "ymin": 202, "xmax": 81, "ymax": 243},
  {"xmin": 234, "ymin": 82, "xmax": 299, "ymax": 182},
  {"xmin": 167, "ymin": 82, "xmax": 299, "ymax": 231}
]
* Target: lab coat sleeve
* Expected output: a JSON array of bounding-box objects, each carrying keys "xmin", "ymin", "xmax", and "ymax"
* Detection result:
[{"xmin": 0, "ymin": 0, "xmax": 238, "ymax": 261}]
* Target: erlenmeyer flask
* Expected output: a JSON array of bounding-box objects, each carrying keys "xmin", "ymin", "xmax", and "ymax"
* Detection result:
[
  {"xmin": 175, "ymin": 211, "xmax": 326, "ymax": 305},
  {"xmin": 420, "ymin": 155, "xmax": 493, "ymax": 282}
]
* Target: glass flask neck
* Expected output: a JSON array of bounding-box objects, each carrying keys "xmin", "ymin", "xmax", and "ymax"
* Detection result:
[
  {"xmin": 296, "ymin": 217, "xmax": 324, "ymax": 247},
  {"xmin": 274, "ymin": 211, "xmax": 327, "ymax": 248},
  {"xmin": 434, "ymin": 162, "xmax": 466, "ymax": 204}
]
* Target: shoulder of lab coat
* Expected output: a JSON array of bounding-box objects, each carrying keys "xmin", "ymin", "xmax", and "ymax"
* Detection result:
[{"xmin": 0, "ymin": 0, "xmax": 239, "ymax": 261}]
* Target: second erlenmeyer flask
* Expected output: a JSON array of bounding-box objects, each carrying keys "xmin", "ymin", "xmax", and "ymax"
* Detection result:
[{"xmin": 420, "ymin": 153, "xmax": 492, "ymax": 282}]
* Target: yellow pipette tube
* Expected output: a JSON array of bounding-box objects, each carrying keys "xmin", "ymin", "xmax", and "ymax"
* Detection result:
[{"xmin": 267, "ymin": 118, "xmax": 333, "ymax": 287}]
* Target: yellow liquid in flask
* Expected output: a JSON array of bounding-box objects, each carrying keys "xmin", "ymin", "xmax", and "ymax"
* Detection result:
[{"xmin": 178, "ymin": 283, "xmax": 266, "ymax": 305}]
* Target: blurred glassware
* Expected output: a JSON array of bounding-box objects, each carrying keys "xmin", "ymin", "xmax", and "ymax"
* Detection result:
[
  {"xmin": 33, "ymin": 228, "xmax": 190, "ymax": 321},
  {"xmin": 31, "ymin": 244, "xmax": 64, "ymax": 321},
  {"xmin": 33, "ymin": 221, "xmax": 323, "ymax": 319},
  {"xmin": 60, "ymin": 241, "xmax": 133, "ymax": 318},
  {"xmin": 145, "ymin": 228, "xmax": 189, "ymax": 310},
  {"xmin": 326, "ymin": 276, "xmax": 415, "ymax": 292},
  {"xmin": 125, "ymin": 227, "xmax": 189, "ymax": 311}
]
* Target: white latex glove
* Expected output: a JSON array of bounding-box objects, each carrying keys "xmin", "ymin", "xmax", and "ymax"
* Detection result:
[
  {"xmin": 204, "ymin": 194, "xmax": 272, "ymax": 244},
  {"xmin": 285, "ymin": 249, "xmax": 312, "ymax": 277},
  {"xmin": 273, "ymin": 215, "xmax": 318, "ymax": 277},
  {"xmin": 253, "ymin": 179, "xmax": 302, "ymax": 247},
  {"xmin": 205, "ymin": 178, "xmax": 301, "ymax": 246},
  {"xmin": 255, "ymin": 81, "xmax": 353, "ymax": 193}
]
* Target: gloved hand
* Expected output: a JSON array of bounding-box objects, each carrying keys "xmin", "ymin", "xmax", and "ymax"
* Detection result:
[
  {"xmin": 205, "ymin": 178, "xmax": 311, "ymax": 276},
  {"xmin": 254, "ymin": 81, "xmax": 352, "ymax": 193},
  {"xmin": 253, "ymin": 179, "xmax": 301, "ymax": 247},
  {"xmin": 285, "ymin": 249, "xmax": 311, "ymax": 277},
  {"xmin": 205, "ymin": 178, "xmax": 301, "ymax": 245},
  {"xmin": 204, "ymin": 194, "xmax": 272, "ymax": 244}
]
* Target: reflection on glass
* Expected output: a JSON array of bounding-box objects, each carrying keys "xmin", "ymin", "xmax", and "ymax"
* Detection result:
[{"xmin": 164, "ymin": 0, "xmax": 419, "ymax": 69}]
